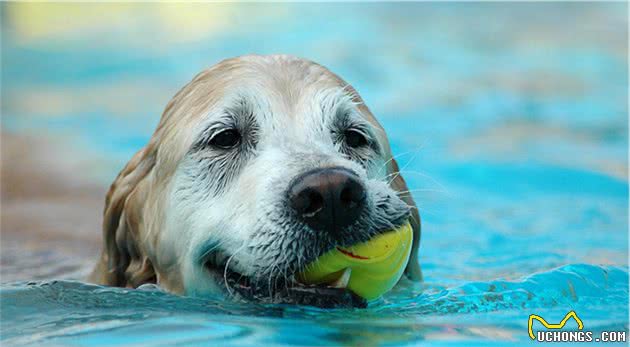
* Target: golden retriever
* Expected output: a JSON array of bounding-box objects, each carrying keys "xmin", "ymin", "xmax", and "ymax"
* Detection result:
[{"xmin": 90, "ymin": 55, "xmax": 421, "ymax": 308}]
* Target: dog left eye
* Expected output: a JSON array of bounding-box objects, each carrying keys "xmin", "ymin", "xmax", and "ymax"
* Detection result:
[
  {"xmin": 210, "ymin": 129, "xmax": 241, "ymax": 149},
  {"xmin": 344, "ymin": 129, "xmax": 368, "ymax": 148}
]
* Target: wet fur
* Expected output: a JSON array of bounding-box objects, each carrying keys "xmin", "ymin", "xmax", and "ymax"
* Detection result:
[{"xmin": 90, "ymin": 55, "xmax": 422, "ymax": 301}]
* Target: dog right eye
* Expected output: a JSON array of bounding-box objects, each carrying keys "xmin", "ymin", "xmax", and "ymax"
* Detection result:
[{"xmin": 209, "ymin": 129, "xmax": 241, "ymax": 149}]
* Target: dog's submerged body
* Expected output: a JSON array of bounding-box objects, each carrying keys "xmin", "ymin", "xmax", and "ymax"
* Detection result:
[{"xmin": 90, "ymin": 55, "xmax": 421, "ymax": 307}]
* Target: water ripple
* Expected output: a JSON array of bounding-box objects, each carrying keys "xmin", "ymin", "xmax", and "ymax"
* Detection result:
[{"xmin": 1, "ymin": 264, "xmax": 626, "ymax": 346}]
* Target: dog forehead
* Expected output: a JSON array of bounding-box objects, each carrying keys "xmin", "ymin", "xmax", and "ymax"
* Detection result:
[
  {"xmin": 155, "ymin": 55, "xmax": 391, "ymax": 173},
  {"xmin": 220, "ymin": 56, "xmax": 382, "ymax": 135},
  {"xmin": 235, "ymin": 56, "xmax": 386, "ymax": 135},
  {"xmin": 183, "ymin": 56, "xmax": 352, "ymax": 138},
  {"xmin": 231, "ymin": 55, "xmax": 351, "ymax": 119}
]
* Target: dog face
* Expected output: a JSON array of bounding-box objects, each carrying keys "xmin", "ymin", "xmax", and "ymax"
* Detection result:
[{"xmin": 91, "ymin": 55, "xmax": 421, "ymax": 307}]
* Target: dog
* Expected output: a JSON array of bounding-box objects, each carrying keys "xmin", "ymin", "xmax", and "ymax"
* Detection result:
[{"xmin": 90, "ymin": 55, "xmax": 421, "ymax": 308}]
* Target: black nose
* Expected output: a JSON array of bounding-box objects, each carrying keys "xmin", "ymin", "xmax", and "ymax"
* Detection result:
[{"xmin": 288, "ymin": 168, "xmax": 366, "ymax": 234}]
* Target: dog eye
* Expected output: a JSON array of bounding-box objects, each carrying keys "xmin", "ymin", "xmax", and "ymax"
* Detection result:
[
  {"xmin": 344, "ymin": 129, "xmax": 368, "ymax": 148},
  {"xmin": 209, "ymin": 129, "xmax": 241, "ymax": 149}
]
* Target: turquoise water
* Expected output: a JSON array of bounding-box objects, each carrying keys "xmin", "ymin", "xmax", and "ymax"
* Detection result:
[
  {"xmin": 1, "ymin": 3, "xmax": 628, "ymax": 346},
  {"xmin": 1, "ymin": 265, "xmax": 628, "ymax": 346}
]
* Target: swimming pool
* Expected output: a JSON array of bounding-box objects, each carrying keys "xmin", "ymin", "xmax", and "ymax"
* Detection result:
[{"xmin": 1, "ymin": 3, "xmax": 628, "ymax": 346}]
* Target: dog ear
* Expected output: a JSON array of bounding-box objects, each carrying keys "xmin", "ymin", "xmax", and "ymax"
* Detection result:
[
  {"xmin": 90, "ymin": 145, "xmax": 157, "ymax": 288},
  {"xmin": 389, "ymin": 158, "xmax": 423, "ymax": 281}
]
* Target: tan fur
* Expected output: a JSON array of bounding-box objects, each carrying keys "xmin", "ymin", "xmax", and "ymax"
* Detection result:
[{"xmin": 90, "ymin": 54, "xmax": 422, "ymax": 289}]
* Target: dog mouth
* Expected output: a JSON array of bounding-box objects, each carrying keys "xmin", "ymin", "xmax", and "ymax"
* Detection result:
[
  {"xmin": 199, "ymin": 182, "xmax": 412, "ymax": 309},
  {"xmin": 203, "ymin": 252, "xmax": 367, "ymax": 308}
]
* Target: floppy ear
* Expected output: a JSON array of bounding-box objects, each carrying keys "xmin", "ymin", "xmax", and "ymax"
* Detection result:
[
  {"xmin": 89, "ymin": 146, "xmax": 158, "ymax": 288},
  {"xmin": 389, "ymin": 158, "xmax": 423, "ymax": 281}
]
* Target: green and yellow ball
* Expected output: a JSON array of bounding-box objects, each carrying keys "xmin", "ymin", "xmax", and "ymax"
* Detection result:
[{"xmin": 298, "ymin": 221, "xmax": 413, "ymax": 301}]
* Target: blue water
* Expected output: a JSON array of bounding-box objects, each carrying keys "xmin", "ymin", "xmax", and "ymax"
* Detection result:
[
  {"xmin": 1, "ymin": 265, "xmax": 628, "ymax": 346},
  {"xmin": 1, "ymin": 2, "xmax": 628, "ymax": 346}
]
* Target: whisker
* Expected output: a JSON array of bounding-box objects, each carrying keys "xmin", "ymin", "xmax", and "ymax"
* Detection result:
[
  {"xmin": 378, "ymin": 145, "xmax": 425, "ymax": 176},
  {"xmin": 268, "ymin": 263, "xmax": 282, "ymax": 302},
  {"xmin": 408, "ymin": 204, "xmax": 440, "ymax": 218},
  {"xmin": 396, "ymin": 188, "xmax": 451, "ymax": 197},
  {"xmin": 394, "ymin": 169, "xmax": 450, "ymax": 193},
  {"xmin": 198, "ymin": 239, "xmax": 228, "ymax": 262},
  {"xmin": 223, "ymin": 244, "xmax": 247, "ymax": 298},
  {"xmin": 387, "ymin": 142, "xmax": 427, "ymax": 186}
]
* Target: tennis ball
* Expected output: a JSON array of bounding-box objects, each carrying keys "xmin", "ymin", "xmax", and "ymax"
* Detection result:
[{"xmin": 297, "ymin": 221, "xmax": 413, "ymax": 301}]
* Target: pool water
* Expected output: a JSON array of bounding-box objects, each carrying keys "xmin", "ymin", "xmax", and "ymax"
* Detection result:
[{"xmin": 1, "ymin": 3, "xmax": 628, "ymax": 346}]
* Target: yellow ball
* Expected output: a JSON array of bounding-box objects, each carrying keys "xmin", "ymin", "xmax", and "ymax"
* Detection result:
[{"xmin": 297, "ymin": 221, "xmax": 413, "ymax": 301}]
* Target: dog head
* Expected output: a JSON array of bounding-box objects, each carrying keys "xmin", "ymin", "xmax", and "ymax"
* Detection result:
[{"xmin": 91, "ymin": 55, "xmax": 421, "ymax": 306}]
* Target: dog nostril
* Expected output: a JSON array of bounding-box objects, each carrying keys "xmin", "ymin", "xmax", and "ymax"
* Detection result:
[
  {"xmin": 340, "ymin": 180, "xmax": 366, "ymax": 208},
  {"xmin": 303, "ymin": 190, "xmax": 324, "ymax": 217},
  {"xmin": 292, "ymin": 188, "xmax": 325, "ymax": 217}
]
